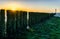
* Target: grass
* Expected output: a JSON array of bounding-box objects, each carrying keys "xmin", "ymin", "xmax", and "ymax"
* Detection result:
[{"xmin": 27, "ymin": 17, "xmax": 60, "ymax": 39}]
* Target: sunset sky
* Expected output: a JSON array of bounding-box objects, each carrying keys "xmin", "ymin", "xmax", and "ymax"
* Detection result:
[{"xmin": 0, "ymin": 0, "xmax": 60, "ymax": 12}]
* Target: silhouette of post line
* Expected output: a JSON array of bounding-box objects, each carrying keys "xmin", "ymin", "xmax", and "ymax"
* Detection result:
[{"xmin": 27, "ymin": 12, "xmax": 29, "ymax": 29}]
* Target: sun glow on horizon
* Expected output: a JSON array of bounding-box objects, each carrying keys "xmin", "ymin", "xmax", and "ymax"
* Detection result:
[
  {"xmin": 3, "ymin": 2, "xmax": 23, "ymax": 11},
  {"xmin": 0, "ymin": 2, "xmax": 59, "ymax": 13}
]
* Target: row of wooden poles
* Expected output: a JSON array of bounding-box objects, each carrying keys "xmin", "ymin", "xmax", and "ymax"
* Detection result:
[
  {"xmin": 0, "ymin": 9, "xmax": 29, "ymax": 39},
  {"xmin": 0, "ymin": 9, "xmax": 56, "ymax": 39}
]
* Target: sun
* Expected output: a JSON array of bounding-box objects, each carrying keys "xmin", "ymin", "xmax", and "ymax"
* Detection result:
[
  {"xmin": 5, "ymin": 2, "xmax": 21, "ymax": 11},
  {"xmin": 11, "ymin": 7, "xmax": 17, "ymax": 11},
  {"xmin": 12, "ymin": 8, "xmax": 16, "ymax": 11},
  {"xmin": 9, "ymin": 5, "xmax": 17, "ymax": 11}
]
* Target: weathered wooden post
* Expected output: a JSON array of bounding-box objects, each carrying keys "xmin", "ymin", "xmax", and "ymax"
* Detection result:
[
  {"xmin": 7, "ymin": 10, "xmax": 16, "ymax": 39},
  {"xmin": 0, "ymin": 9, "xmax": 5, "ymax": 38},
  {"xmin": 27, "ymin": 12, "xmax": 30, "ymax": 30},
  {"xmin": 55, "ymin": 9, "xmax": 57, "ymax": 13},
  {"xmin": 15, "ymin": 11, "xmax": 27, "ymax": 39},
  {"xmin": 15, "ymin": 11, "xmax": 21, "ymax": 39},
  {"xmin": 4, "ymin": 9, "xmax": 7, "ymax": 38},
  {"xmin": 20, "ymin": 11, "xmax": 27, "ymax": 39}
]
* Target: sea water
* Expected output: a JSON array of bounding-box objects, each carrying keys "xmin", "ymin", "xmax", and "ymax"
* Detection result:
[{"xmin": 54, "ymin": 13, "xmax": 60, "ymax": 17}]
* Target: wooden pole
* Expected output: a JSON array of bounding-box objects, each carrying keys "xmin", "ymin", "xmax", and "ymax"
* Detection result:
[
  {"xmin": 55, "ymin": 9, "xmax": 57, "ymax": 13},
  {"xmin": 5, "ymin": 10, "xmax": 7, "ymax": 37},
  {"xmin": 27, "ymin": 12, "xmax": 30, "ymax": 29}
]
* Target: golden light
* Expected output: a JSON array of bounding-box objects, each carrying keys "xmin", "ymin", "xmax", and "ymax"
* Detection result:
[
  {"xmin": 8, "ymin": 4, "xmax": 18, "ymax": 11},
  {"xmin": 5, "ymin": 2, "xmax": 22, "ymax": 11},
  {"xmin": 10, "ymin": 7, "xmax": 17, "ymax": 11},
  {"xmin": 11, "ymin": 8, "xmax": 16, "ymax": 11}
]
